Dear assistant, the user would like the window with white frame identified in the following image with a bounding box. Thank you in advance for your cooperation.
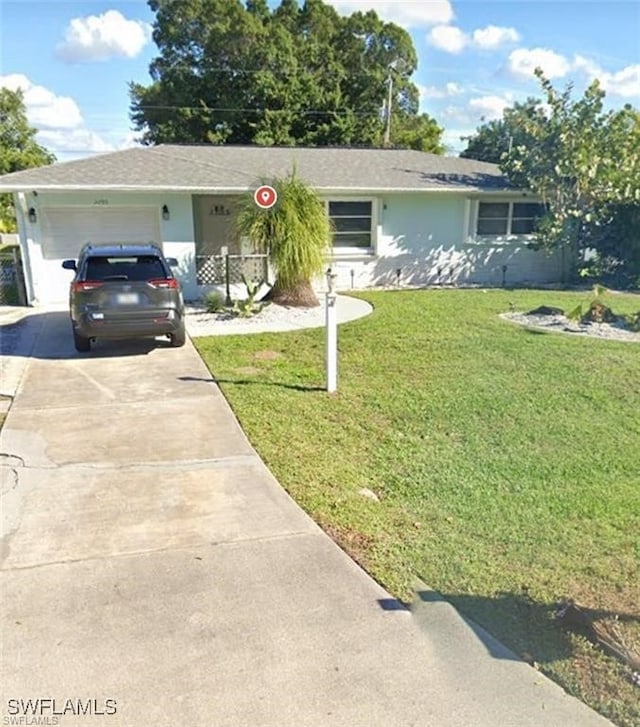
[476,201,545,237]
[328,200,373,250]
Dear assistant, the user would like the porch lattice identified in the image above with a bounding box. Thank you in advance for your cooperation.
[196,254,269,286]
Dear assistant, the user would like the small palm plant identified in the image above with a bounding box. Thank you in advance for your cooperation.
[234,171,332,307]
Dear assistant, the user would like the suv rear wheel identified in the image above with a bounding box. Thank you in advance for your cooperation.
[73,329,91,352]
[170,324,186,348]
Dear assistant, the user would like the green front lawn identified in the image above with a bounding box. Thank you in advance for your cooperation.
[194,289,640,727]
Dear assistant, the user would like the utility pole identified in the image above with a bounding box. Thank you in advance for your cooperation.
[383,69,393,147]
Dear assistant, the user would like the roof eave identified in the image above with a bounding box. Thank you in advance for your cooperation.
[0,184,253,193]
[316,186,520,195]
[0,183,520,195]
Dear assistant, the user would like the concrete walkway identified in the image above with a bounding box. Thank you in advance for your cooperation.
[0,310,612,726]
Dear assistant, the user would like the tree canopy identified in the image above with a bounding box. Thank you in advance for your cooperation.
[500,72,639,216]
[0,87,56,232]
[130,0,443,151]
[461,71,640,286]
[461,72,640,211]
[459,98,545,165]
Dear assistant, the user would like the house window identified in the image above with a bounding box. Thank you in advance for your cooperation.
[476,201,545,236]
[328,201,373,250]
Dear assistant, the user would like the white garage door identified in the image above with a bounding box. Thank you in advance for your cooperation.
[40,207,161,260]
[33,207,163,303]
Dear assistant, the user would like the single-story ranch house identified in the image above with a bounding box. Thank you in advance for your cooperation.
[0,145,566,304]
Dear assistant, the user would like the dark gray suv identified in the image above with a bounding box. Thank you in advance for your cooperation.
[62,243,186,352]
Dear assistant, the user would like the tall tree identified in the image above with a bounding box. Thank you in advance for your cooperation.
[0,88,55,232]
[130,0,442,151]
[392,112,444,153]
[499,70,640,261]
[462,71,640,283]
[459,98,545,164]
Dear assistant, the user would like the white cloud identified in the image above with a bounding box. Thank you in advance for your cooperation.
[605,65,640,97]
[428,25,468,54]
[36,128,114,155]
[0,74,124,159]
[441,105,473,123]
[0,73,83,129]
[507,47,571,80]
[572,54,602,80]
[506,49,640,97]
[472,25,520,50]
[468,95,511,120]
[442,127,476,154]
[574,55,640,97]
[439,92,515,128]
[116,131,141,150]
[428,24,520,54]
[326,1,454,27]
[37,129,140,161]
[418,81,464,100]
[56,10,152,63]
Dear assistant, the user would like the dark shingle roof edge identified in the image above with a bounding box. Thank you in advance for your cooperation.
[0,144,517,193]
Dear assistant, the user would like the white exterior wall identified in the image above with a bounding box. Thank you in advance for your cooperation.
[327,193,567,290]
[16,189,568,305]
[18,191,197,304]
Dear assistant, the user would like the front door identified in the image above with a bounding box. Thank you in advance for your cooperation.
[193,195,239,255]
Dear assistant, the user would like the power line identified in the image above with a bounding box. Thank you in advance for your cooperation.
[149,65,319,75]
[136,105,385,118]
[147,63,413,77]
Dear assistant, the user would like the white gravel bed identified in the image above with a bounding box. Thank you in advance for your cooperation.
[501,312,640,343]
[185,295,372,336]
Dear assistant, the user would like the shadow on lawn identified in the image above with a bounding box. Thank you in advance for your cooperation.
[410,586,640,666]
[178,375,324,393]
[522,328,550,336]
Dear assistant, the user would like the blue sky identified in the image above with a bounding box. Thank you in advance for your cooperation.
[1,0,639,161]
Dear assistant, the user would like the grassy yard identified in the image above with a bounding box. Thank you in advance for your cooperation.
[194,288,640,727]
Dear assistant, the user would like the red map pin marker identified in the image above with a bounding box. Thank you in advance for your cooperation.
[254,185,277,209]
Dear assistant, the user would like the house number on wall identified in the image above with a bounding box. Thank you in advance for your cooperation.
[210,205,230,216]
[93,199,109,205]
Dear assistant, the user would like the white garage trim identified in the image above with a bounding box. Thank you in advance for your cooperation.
[40,206,162,260]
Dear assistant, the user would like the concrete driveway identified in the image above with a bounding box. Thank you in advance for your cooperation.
[0,311,611,726]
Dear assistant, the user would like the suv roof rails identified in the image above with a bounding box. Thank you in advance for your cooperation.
[81,242,161,250]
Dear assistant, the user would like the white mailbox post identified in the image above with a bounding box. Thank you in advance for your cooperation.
[325,268,338,393]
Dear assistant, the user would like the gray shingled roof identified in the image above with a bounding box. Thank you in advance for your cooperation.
[0,145,514,193]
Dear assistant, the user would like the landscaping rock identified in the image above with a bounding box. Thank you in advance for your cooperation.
[358,488,380,503]
[583,301,617,324]
[526,305,565,316]
[501,311,640,343]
